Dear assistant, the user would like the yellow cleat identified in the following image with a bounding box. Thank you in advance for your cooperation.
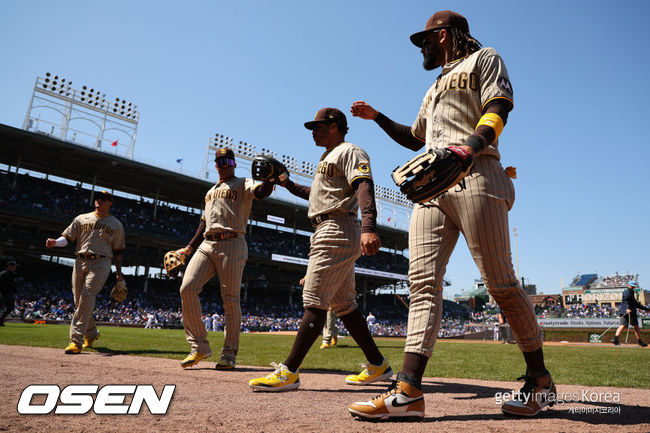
[320,342,330,349]
[64,342,82,354]
[83,333,100,349]
[215,358,236,370]
[331,337,337,347]
[249,362,300,392]
[346,358,393,385]
[180,350,212,368]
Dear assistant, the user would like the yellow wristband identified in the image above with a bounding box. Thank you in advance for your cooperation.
[476,113,504,139]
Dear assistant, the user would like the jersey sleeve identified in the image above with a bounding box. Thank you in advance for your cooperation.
[411,85,435,141]
[112,222,126,251]
[343,146,373,185]
[477,47,514,109]
[61,217,79,242]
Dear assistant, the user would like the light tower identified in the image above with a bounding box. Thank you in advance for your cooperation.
[201,132,413,231]
[22,73,139,158]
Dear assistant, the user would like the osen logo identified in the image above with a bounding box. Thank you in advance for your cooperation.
[17,384,176,415]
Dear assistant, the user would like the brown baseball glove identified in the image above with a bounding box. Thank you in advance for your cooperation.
[163,247,192,278]
[392,145,473,203]
[110,279,128,303]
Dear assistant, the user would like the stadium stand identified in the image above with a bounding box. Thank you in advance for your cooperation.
[0,171,408,275]
[571,273,598,287]
[4,260,489,337]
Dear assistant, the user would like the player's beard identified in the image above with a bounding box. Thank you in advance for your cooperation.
[422,51,439,71]
[422,43,441,71]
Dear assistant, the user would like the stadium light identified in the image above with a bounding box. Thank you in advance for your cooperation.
[201,130,412,227]
[23,72,140,158]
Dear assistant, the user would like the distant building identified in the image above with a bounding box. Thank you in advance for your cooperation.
[528,294,560,307]
[561,273,649,307]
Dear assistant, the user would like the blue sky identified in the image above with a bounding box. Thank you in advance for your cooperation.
[1,1,649,298]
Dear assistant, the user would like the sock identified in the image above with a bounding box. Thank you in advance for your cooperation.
[522,348,546,375]
[396,372,423,391]
[339,308,383,366]
[284,308,327,372]
[400,352,428,387]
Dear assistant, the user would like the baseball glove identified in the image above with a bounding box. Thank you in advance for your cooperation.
[110,279,128,303]
[392,146,473,204]
[251,154,289,185]
[163,247,192,278]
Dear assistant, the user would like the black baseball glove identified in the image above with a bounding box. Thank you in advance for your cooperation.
[251,154,289,185]
[392,146,473,204]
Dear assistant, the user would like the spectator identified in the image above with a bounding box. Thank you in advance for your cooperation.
[0,259,18,326]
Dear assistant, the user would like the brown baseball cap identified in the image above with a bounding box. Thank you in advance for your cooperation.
[410,10,470,47]
[304,107,347,131]
[214,147,235,161]
[96,190,113,201]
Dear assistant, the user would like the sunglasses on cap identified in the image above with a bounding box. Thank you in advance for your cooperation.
[215,158,236,168]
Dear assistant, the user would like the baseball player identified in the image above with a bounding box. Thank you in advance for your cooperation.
[0,259,18,326]
[366,311,376,335]
[177,148,273,370]
[46,190,125,354]
[248,107,393,391]
[348,11,554,420]
[211,312,220,331]
[144,312,155,329]
[321,308,339,349]
[612,281,649,347]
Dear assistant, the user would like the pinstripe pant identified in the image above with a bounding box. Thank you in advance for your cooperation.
[70,257,111,344]
[405,156,542,356]
[303,215,360,316]
[180,236,247,360]
[322,308,339,343]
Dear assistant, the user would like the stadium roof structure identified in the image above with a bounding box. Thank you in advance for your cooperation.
[0,123,408,251]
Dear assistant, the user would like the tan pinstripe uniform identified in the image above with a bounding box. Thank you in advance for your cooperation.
[322,308,338,343]
[406,47,542,356]
[62,212,125,345]
[180,176,260,361]
[303,142,372,316]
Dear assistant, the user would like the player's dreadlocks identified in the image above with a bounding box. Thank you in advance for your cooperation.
[449,27,482,59]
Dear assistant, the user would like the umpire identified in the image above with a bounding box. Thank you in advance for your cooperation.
[612,281,649,347]
[0,259,18,326]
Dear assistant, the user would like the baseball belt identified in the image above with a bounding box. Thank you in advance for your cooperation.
[75,253,107,260]
[310,212,356,229]
[204,231,238,241]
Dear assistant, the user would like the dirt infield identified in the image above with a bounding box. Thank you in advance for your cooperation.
[1,344,648,433]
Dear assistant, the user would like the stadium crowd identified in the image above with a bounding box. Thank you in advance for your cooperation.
[5,260,501,338]
[9,268,647,337]
[0,171,408,275]
[597,273,638,287]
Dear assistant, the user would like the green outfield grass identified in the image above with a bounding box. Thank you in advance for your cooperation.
[1,322,648,388]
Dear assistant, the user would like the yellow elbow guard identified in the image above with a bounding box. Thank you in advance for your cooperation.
[476,113,504,139]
